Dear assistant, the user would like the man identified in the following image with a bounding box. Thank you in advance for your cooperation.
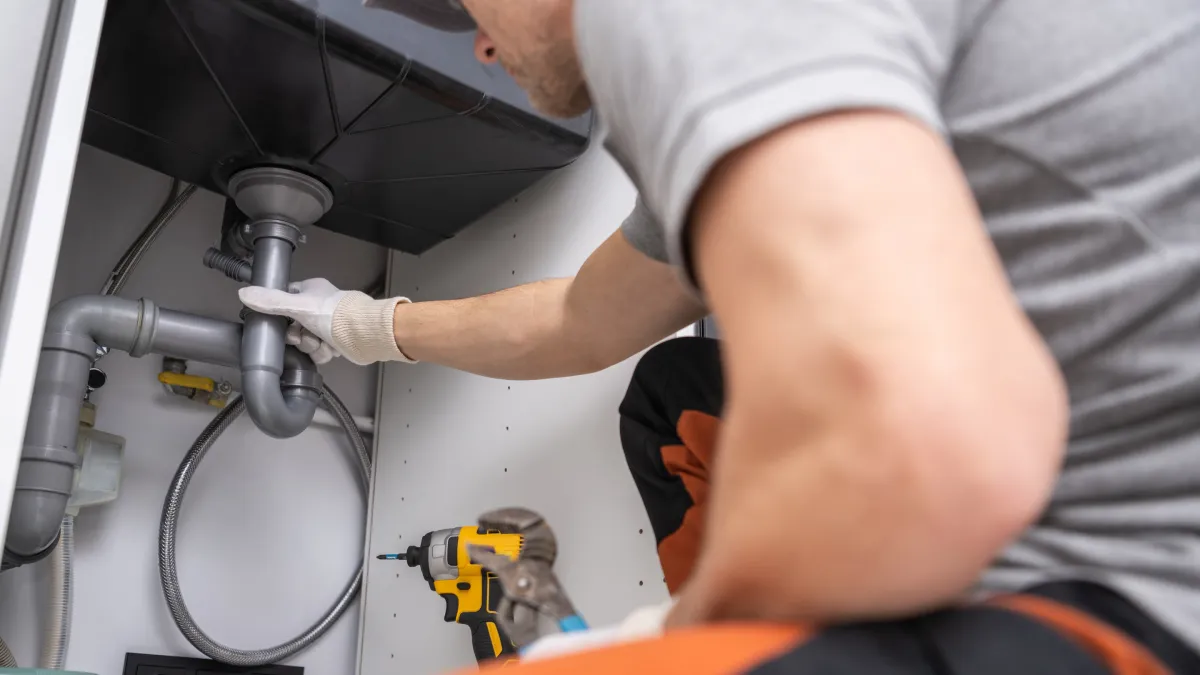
[241,0,1200,671]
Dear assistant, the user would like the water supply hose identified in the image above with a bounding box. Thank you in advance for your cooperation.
[0,634,17,667]
[101,181,198,296]
[39,514,74,670]
[94,180,197,361]
[158,385,369,667]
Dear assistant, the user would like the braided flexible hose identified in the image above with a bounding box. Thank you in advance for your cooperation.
[158,385,369,667]
[0,634,17,667]
[102,182,198,297]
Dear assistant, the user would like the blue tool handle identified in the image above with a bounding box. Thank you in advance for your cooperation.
[558,615,588,632]
[516,615,590,657]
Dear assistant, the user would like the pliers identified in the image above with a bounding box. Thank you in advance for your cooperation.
[467,507,588,649]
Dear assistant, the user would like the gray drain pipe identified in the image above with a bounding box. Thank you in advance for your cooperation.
[5,167,334,568]
[228,168,332,440]
[240,221,319,439]
[4,296,322,565]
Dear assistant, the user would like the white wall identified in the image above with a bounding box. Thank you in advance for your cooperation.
[359,146,671,674]
[0,0,52,219]
[0,146,386,674]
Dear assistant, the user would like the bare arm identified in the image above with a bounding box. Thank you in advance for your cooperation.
[392,229,706,380]
[669,112,1069,625]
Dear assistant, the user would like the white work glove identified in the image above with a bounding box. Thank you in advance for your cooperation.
[520,599,675,662]
[238,278,416,366]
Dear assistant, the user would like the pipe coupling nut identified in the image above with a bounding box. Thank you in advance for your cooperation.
[129,298,159,358]
[281,367,322,392]
[17,445,80,476]
[250,218,303,247]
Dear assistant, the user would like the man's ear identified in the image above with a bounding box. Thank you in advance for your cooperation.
[475,31,499,64]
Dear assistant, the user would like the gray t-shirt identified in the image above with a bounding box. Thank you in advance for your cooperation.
[581,0,1200,650]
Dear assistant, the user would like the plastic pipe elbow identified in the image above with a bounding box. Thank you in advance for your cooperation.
[240,368,321,439]
[8,296,146,564]
[5,481,70,559]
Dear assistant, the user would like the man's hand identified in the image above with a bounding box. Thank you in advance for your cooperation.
[239,279,411,366]
[521,599,675,662]
[670,111,1069,625]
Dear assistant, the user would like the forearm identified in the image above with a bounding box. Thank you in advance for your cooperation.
[391,230,706,380]
[240,230,699,372]
[392,278,599,380]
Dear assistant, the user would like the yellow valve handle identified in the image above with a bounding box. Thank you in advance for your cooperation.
[157,371,216,392]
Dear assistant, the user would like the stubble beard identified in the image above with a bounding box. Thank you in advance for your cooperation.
[504,45,591,118]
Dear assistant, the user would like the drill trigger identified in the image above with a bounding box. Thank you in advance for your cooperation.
[442,592,459,623]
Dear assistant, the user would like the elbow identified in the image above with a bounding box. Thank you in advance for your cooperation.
[952,349,1067,544]
[705,338,1068,621]
[852,357,1067,611]
[883,340,1070,600]
[674,357,1067,627]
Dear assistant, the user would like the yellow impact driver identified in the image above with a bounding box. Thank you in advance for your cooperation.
[379,526,524,663]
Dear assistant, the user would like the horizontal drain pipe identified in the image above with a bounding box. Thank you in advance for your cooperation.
[4,295,322,568]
